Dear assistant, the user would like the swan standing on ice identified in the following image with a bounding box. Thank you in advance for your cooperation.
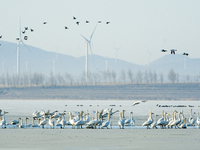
[49,115,55,129]
[151,115,158,129]
[0,111,8,128]
[180,118,187,129]
[31,118,40,127]
[118,110,126,129]
[171,111,182,128]
[125,111,135,125]
[19,117,28,128]
[189,109,196,126]
[101,110,111,129]
[142,110,154,129]
[39,115,47,129]
[196,112,200,127]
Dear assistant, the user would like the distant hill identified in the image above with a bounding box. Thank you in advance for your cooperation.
[0,41,200,81]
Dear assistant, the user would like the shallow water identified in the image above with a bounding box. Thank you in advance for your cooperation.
[1,100,200,126]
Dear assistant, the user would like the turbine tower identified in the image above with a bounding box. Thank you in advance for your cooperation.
[16,18,30,82]
[113,47,121,63]
[81,25,97,82]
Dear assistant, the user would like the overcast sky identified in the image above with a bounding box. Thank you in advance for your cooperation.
[1,0,200,65]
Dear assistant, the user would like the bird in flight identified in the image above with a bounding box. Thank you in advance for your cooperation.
[170,49,177,54]
[161,49,167,52]
[0,35,2,38]
[64,26,68,29]
[183,52,189,56]
[30,29,34,32]
[76,22,80,25]
[86,20,89,23]
[43,22,47,24]
[73,16,76,20]
[25,27,28,30]
[106,22,110,24]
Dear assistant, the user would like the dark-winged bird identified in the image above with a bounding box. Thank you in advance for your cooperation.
[170,49,177,54]
[24,36,28,40]
[25,27,28,30]
[64,26,68,29]
[73,16,76,20]
[76,22,80,25]
[183,52,189,56]
[30,29,34,32]
[43,22,47,24]
[86,20,89,23]
[106,22,110,24]
[161,49,167,52]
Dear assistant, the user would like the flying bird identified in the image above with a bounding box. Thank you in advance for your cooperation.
[98,21,102,23]
[64,26,68,29]
[86,20,89,23]
[183,52,189,56]
[43,22,47,24]
[16,37,20,40]
[161,49,167,52]
[132,100,147,106]
[106,22,110,24]
[30,29,34,32]
[22,31,25,34]
[24,36,28,40]
[170,49,177,54]
[0,35,2,38]
[73,16,76,20]
[25,27,28,30]
[76,22,80,25]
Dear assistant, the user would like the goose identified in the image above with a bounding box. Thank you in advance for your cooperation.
[142,110,154,129]
[151,114,158,129]
[189,109,196,126]
[196,112,200,126]
[0,111,8,128]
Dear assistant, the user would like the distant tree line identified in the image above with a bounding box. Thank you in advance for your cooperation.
[0,68,200,87]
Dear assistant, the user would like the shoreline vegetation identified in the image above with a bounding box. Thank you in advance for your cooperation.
[0,83,200,100]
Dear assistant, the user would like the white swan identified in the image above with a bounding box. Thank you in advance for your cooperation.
[39,115,47,129]
[49,115,55,129]
[68,112,76,128]
[196,112,200,126]
[31,118,40,127]
[125,111,135,125]
[118,110,126,129]
[142,110,154,129]
[86,110,99,129]
[180,118,187,129]
[101,111,111,129]
[0,111,8,128]
[157,110,166,128]
[171,111,182,128]
[189,109,196,126]
[19,117,28,128]
[11,118,21,125]
[151,114,158,129]
[74,111,87,128]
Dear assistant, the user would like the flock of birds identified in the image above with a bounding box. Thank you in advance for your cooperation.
[1,102,200,129]
[142,109,200,129]
[161,49,189,56]
[0,16,110,45]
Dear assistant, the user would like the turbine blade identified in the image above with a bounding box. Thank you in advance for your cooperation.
[80,34,89,42]
[90,24,97,41]
[21,40,31,51]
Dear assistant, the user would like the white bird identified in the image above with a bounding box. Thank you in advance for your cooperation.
[196,112,200,126]
[49,115,55,129]
[86,110,99,129]
[59,111,67,129]
[39,115,47,129]
[11,118,21,125]
[157,110,166,128]
[0,109,3,117]
[167,110,176,128]
[68,112,76,128]
[151,114,158,129]
[0,111,8,128]
[142,110,154,129]
[118,110,126,129]
[74,111,86,128]
[189,109,196,126]
[101,111,111,129]
[132,100,147,106]
[180,118,187,129]
[171,111,182,128]
[125,111,135,125]
[31,118,40,127]
[19,117,28,128]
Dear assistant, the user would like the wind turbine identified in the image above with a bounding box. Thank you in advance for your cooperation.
[113,47,121,63]
[16,18,30,82]
[81,25,97,82]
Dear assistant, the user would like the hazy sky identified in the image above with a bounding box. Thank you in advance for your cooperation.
[1,0,200,65]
